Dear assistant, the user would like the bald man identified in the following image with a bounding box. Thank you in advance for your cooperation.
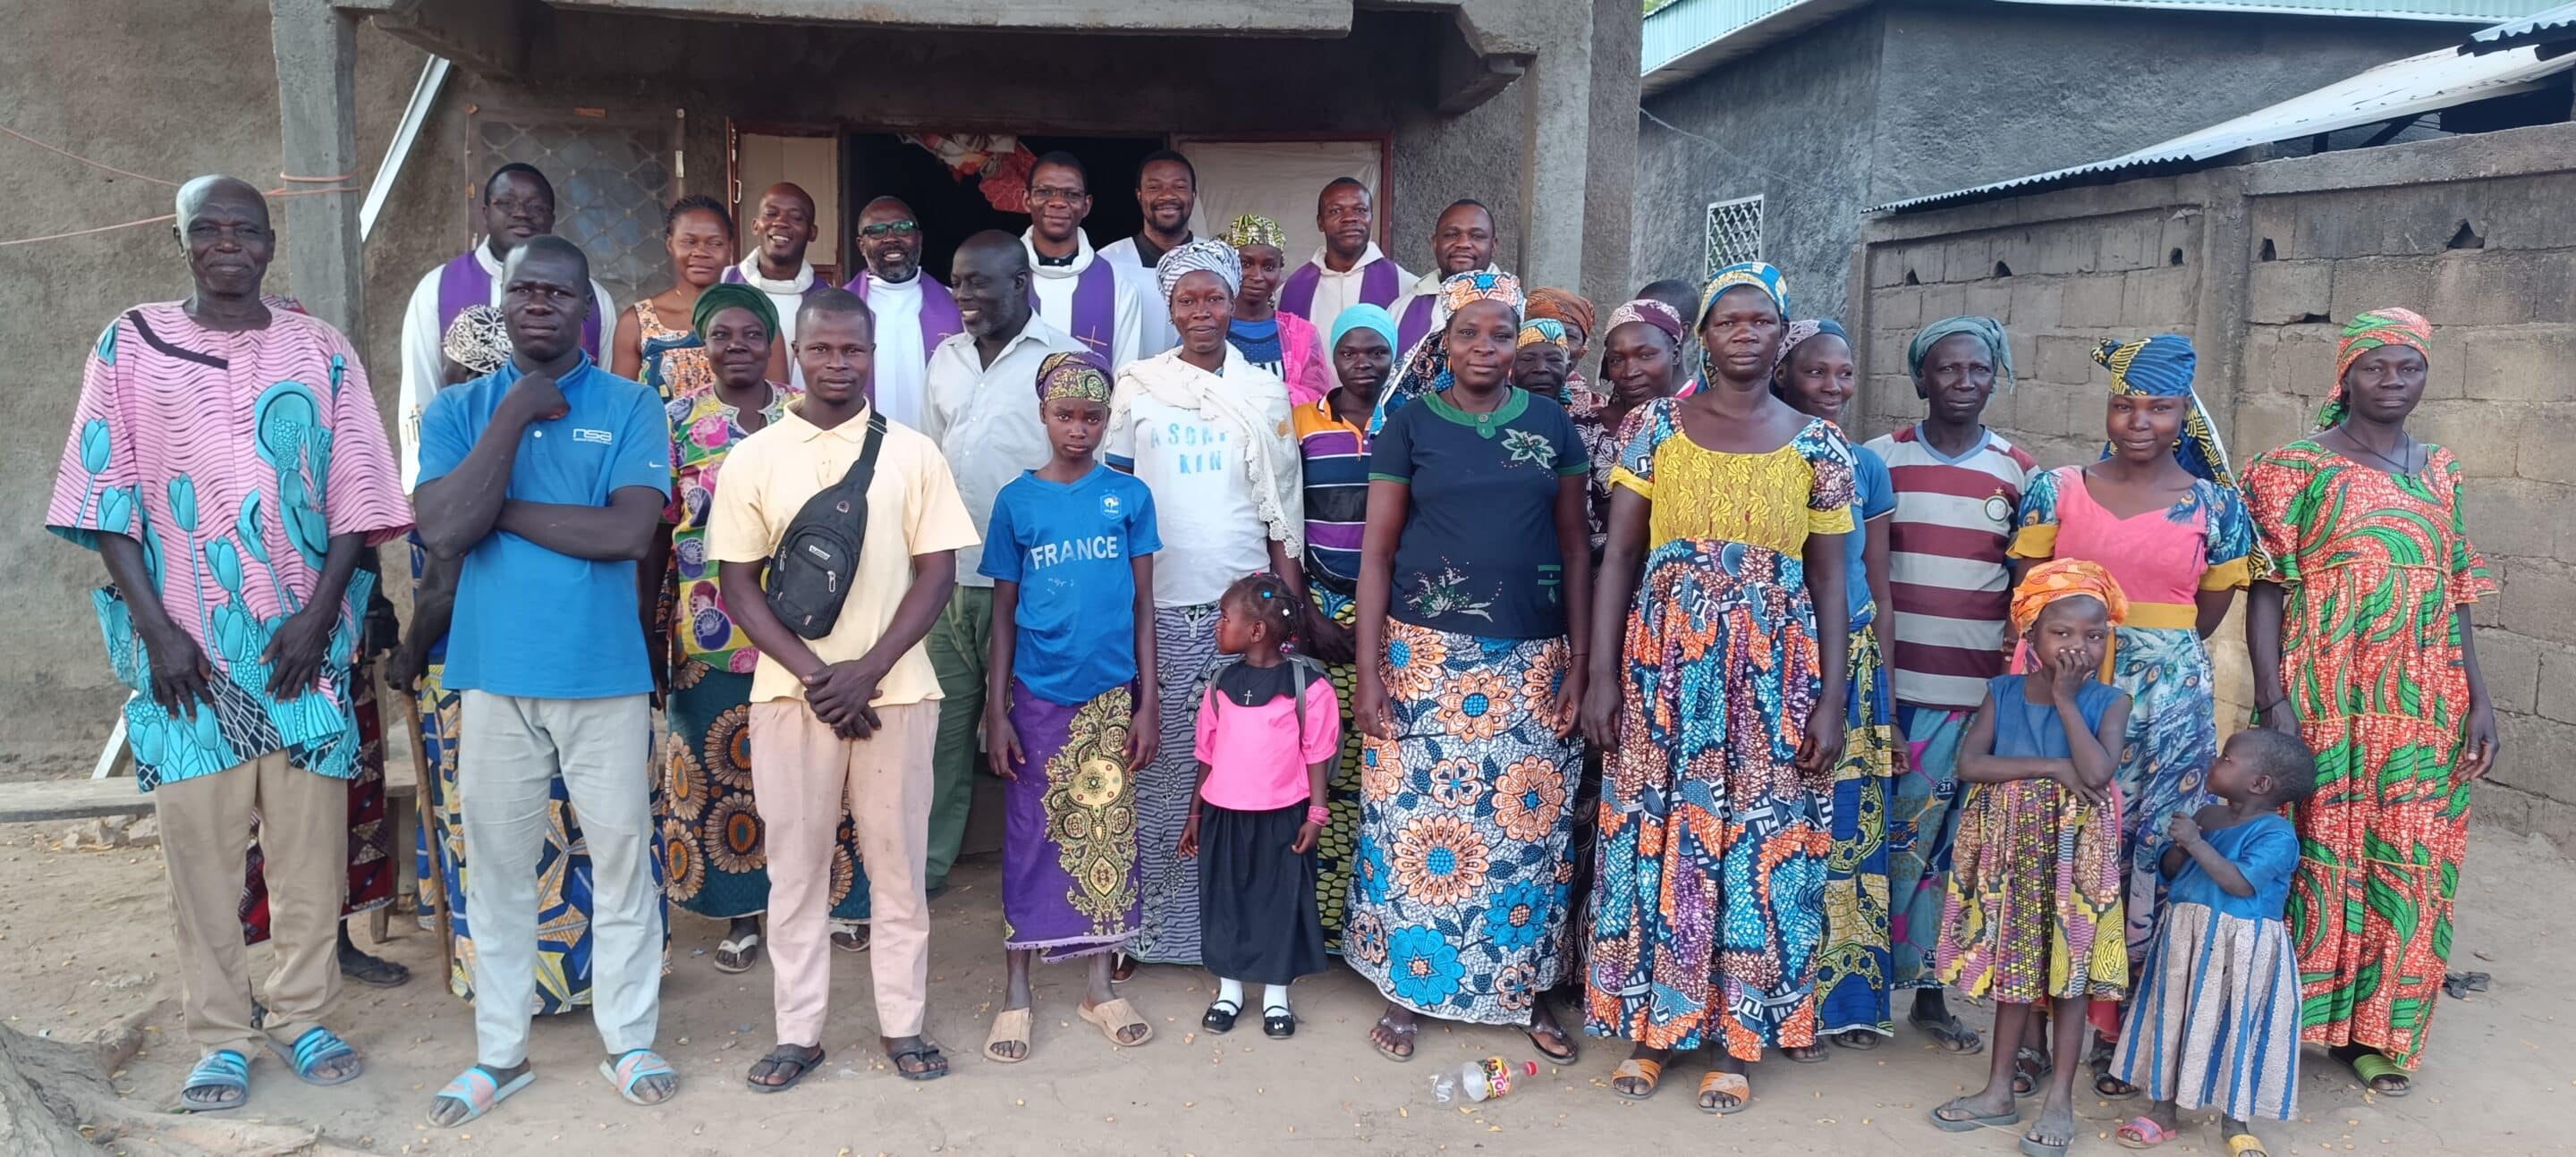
[724,182,839,350]
[843,195,962,427]
[48,175,411,1111]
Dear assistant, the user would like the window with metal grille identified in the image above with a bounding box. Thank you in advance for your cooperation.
[1704,196,1763,278]
[467,106,680,308]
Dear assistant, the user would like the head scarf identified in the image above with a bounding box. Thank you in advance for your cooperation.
[1220,214,1284,253]
[2093,334,2244,491]
[1769,318,1850,384]
[2009,558,2130,681]
[1697,262,1790,327]
[1328,303,1398,354]
[1156,239,1241,301]
[1369,271,1525,435]
[1517,317,1573,352]
[1526,287,1595,342]
[2325,307,2432,427]
[441,305,512,376]
[1036,350,1113,404]
[691,282,780,342]
[1906,315,2014,393]
[1603,299,1684,347]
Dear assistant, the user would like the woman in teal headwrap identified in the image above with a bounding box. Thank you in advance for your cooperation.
[649,280,872,973]
[2006,333,2253,1094]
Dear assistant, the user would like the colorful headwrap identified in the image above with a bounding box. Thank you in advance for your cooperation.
[1770,318,1850,384]
[1369,271,1526,435]
[1907,315,2014,393]
[2325,307,2432,427]
[1156,239,1242,301]
[2093,334,2243,491]
[1036,350,1113,404]
[2009,558,2131,681]
[1526,287,1596,341]
[691,281,780,342]
[441,304,512,376]
[1517,317,1573,352]
[1603,298,1685,346]
[1697,261,1790,327]
[1220,214,1284,253]
[1328,302,1398,353]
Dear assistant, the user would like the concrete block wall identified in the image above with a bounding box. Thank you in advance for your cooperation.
[1851,123,2576,852]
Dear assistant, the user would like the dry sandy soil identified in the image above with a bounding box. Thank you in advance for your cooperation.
[1,820,2566,1157]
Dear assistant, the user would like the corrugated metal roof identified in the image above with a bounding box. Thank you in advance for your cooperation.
[2462,0,2576,50]
[1871,39,2572,211]
[1642,0,2564,89]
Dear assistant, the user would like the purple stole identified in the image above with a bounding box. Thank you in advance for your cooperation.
[436,249,600,358]
[846,271,966,353]
[1395,292,1437,354]
[1025,259,1118,361]
[1279,256,1401,321]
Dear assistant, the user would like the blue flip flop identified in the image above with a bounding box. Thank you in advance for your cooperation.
[602,1048,679,1106]
[428,1064,534,1128]
[269,1026,363,1086]
[179,1049,250,1112]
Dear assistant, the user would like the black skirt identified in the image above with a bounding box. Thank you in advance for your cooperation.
[1196,801,1328,984]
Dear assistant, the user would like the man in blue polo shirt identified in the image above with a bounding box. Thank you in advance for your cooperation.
[411,235,678,1127]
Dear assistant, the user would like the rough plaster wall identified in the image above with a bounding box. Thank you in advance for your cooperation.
[1632,11,1884,319]
[1868,6,2457,209]
[1853,123,2576,850]
[1583,0,1644,313]
[0,1,423,773]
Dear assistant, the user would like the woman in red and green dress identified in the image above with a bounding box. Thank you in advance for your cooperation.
[2243,307,2499,1098]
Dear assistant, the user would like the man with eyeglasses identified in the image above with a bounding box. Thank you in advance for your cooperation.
[1279,177,1408,328]
[724,182,841,353]
[397,163,616,491]
[844,196,962,426]
[1098,148,1199,358]
[1017,151,1147,369]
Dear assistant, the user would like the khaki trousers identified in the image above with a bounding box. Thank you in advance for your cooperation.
[750,698,936,1045]
[154,750,347,1055]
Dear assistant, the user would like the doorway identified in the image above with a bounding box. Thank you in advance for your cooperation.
[843,133,1165,284]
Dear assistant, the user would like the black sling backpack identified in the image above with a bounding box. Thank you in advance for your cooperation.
[763,412,886,639]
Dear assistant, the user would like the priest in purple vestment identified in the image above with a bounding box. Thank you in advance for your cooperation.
[1279,177,1409,335]
[844,195,962,426]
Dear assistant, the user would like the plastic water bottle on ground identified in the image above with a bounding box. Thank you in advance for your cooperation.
[1429,1057,1539,1103]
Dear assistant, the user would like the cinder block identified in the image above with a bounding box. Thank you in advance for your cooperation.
[2229,392,2310,464]
[1963,283,2012,323]
[2538,647,2576,726]
[2491,713,2576,802]
[1922,284,1967,321]
[2472,626,2543,716]
[1874,287,1924,329]
[2463,478,2570,563]
[1944,237,1993,284]
[2326,256,2438,325]
[2517,410,2576,485]
[2435,250,2576,326]
[2100,218,2156,272]
[2009,279,2063,330]
[2464,329,2576,402]
[2246,261,2333,325]
[1869,248,1911,290]
[2036,335,2103,387]
[2411,401,2521,479]
[2034,230,2100,277]
[2059,274,2126,329]
[2123,267,2198,326]
[2495,557,2576,646]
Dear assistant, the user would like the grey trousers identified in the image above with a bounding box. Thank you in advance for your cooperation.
[459,690,659,1068]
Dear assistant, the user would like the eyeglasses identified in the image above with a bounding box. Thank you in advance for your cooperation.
[1027,185,1087,206]
[859,219,919,238]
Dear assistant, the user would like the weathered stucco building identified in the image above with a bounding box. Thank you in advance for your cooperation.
[2,0,1643,775]
[1843,26,2576,847]
[1630,0,2546,317]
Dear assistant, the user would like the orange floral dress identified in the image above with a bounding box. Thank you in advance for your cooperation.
[2242,440,2494,1070]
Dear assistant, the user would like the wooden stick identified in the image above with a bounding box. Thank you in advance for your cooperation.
[393,679,457,988]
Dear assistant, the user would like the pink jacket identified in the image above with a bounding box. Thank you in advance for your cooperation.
[1278,310,1331,405]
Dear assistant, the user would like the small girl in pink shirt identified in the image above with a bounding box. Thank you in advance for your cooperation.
[1180,573,1342,1039]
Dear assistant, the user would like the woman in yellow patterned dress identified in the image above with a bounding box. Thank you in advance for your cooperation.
[1582,264,1853,1114]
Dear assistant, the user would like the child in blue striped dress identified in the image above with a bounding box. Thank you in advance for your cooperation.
[2110,728,2318,1157]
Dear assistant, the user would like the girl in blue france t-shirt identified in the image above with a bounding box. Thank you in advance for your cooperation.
[976,352,1162,1063]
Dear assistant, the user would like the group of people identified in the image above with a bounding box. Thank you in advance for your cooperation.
[48,149,2497,1157]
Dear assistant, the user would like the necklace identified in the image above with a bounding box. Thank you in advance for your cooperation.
[2336,429,2420,476]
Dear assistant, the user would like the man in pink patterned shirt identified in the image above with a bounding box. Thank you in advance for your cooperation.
[45,175,411,1112]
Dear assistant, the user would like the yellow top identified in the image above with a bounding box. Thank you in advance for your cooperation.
[1610,405,1855,554]
[704,400,982,706]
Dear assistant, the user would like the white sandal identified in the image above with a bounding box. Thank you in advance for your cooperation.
[713,933,761,974]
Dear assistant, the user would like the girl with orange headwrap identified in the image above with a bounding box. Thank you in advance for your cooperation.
[2241,307,2496,1096]
[1928,560,2132,1157]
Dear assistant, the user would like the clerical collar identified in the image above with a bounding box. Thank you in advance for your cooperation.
[1132,232,1191,268]
[1034,249,1077,268]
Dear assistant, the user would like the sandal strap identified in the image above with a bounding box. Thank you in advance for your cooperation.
[189,1050,250,1086]
[609,1049,675,1091]
[436,1067,502,1111]
[287,1026,354,1073]
[1614,1057,1664,1081]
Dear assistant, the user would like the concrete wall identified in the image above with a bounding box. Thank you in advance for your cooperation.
[0,0,426,776]
[1634,3,2454,321]
[1849,121,2576,851]
[1633,10,1885,317]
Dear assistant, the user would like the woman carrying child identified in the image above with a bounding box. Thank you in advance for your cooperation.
[2110,727,2318,1157]
[979,352,1164,1062]
[1181,574,1342,1037]
[1930,559,2132,1157]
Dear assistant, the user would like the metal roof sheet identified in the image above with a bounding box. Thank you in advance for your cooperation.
[2462,0,2576,50]
[1870,39,2572,211]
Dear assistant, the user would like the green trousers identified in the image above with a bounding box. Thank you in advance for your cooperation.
[923,584,993,888]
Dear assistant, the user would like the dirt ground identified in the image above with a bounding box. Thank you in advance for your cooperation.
[1,821,2566,1157]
